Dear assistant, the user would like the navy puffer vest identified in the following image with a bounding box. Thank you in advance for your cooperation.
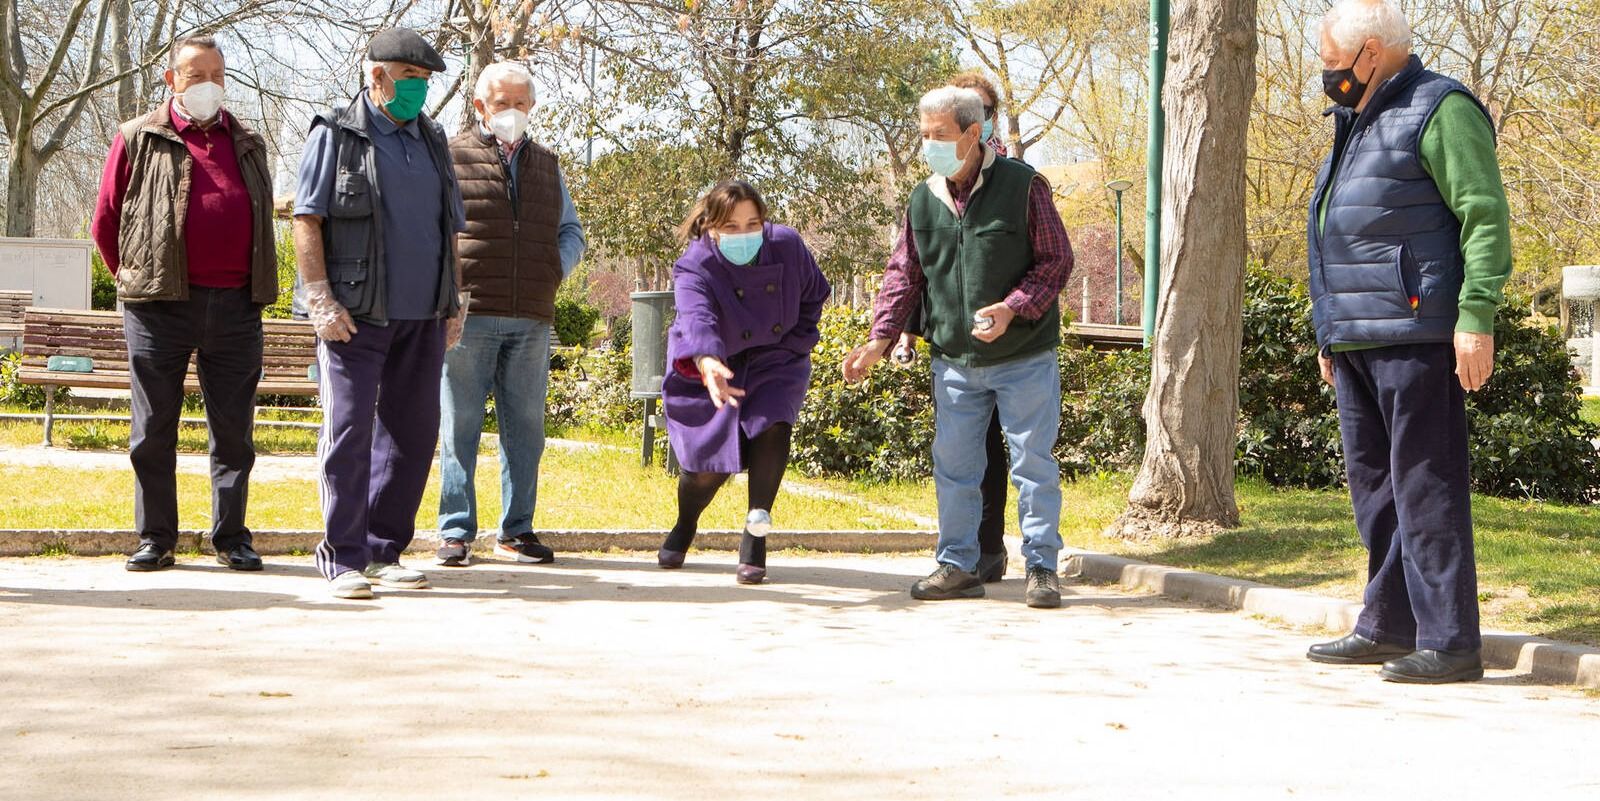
[1308,56,1492,349]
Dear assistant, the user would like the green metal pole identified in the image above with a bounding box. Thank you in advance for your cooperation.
[1114,190,1125,325]
[1143,0,1170,347]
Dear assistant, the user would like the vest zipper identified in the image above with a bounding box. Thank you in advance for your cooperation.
[505,146,520,317]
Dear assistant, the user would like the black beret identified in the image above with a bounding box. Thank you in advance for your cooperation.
[367,27,446,73]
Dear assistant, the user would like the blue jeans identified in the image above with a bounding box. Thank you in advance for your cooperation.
[437,315,553,542]
[931,349,1063,572]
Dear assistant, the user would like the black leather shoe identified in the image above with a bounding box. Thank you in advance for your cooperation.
[1306,632,1414,665]
[125,543,175,572]
[976,550,1008,583]
[216,543,263,572]
[1380,649,1484,684]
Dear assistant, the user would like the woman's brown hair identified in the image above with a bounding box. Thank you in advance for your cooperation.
[677,179,769,243]
[949,71,1000,115]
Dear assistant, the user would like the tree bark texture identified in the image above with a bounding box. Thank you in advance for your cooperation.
[1110,0,1256,540]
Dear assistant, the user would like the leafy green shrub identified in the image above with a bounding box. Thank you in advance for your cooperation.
[549,271,1600,503]
[791,307,936,481]
[608,312,632,352]
[554,298,601,347]
[0,352,68,409]
[547,345,642,435]
[1464,303,1600,503]
[1055,344,1149,478]
[91,253,116,310]
[1236,270,1345,487]
[263,224,298,320]
[1234,270,1600,502]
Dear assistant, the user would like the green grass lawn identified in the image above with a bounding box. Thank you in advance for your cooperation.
[0,444,921,534]
[0,416,625,456]
[809,472,1600,646]
[1583,396,1600,428]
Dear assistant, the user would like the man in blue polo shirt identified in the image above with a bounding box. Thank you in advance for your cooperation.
[292,28,466,600]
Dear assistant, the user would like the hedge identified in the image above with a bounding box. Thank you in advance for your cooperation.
[542,269,1600,503]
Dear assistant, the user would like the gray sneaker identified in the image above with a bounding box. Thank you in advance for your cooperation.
[362,562,430,589]
[1024,566,1062,608]
[910,564,985,600]
[330,571,374,600]
[435,539,471,567]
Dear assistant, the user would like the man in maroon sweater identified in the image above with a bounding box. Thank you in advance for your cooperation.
[89,34,279,573]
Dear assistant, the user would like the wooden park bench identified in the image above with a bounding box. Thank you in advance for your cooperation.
[1065,322,1145,350]
[0,289,29,351]
[16,308,319,446]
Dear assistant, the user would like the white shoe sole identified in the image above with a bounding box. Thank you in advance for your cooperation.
[369,577,430,589]
[494,545,551,563]
[435,554,472,567]
[330,580,374,600]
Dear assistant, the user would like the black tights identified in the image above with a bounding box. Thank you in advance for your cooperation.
[663,423,793,566]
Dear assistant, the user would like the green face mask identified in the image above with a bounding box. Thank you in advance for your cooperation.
[382,76,428,121]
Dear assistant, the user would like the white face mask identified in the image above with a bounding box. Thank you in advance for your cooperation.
[179,80,225,121]
[487,108,528,144]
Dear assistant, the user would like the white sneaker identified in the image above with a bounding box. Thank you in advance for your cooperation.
[362,562,430,589]
[330,572,374,599]
[745,509,773,538]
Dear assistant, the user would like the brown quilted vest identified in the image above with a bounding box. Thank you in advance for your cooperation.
[449,130,565,321]
[114,100,278,305]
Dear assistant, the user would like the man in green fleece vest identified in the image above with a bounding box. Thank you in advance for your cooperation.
[1304,0,1513,684]
[844,86,1076,609]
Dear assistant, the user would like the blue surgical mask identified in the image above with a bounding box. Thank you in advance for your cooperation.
[716,230,763,266]
[981,118,994,143]
[922,138,965,178]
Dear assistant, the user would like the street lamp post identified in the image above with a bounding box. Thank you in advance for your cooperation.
[1106,179,1134,326]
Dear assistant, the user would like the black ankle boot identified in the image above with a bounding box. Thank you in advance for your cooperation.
[737,532,766,584]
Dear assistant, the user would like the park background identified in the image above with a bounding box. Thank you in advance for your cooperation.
[1,1,1597,644]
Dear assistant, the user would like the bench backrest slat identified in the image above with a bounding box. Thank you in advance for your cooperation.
[20,308,318,380]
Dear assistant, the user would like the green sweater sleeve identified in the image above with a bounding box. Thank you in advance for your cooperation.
[1419,93,1513,335]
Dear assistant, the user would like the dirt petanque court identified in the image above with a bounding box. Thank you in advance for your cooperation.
[2,551,1598,800]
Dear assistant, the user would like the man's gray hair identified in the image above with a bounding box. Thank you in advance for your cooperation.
[363,60,403,86]
[919,86,985,133]
[1322,0,1412,52]
[169,33,221,69]
[474,62,536,102]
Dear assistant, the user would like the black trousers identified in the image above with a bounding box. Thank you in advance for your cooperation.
[1334,344,1479,652]
[977,409,1008,554]
[123,287,263,552]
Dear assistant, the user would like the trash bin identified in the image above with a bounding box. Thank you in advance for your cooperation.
[630,290,675,400]
[630,290,676,468]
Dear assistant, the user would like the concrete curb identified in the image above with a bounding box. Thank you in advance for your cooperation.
[1063,548,1600,690]
[0,528,937,558]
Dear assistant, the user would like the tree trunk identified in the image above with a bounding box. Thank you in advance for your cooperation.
[461,26,496,134]
[4,139,39,237]
[111,0,137,120]
[1108,0,1256,541]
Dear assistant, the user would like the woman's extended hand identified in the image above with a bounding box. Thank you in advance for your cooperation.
[697,355,746,409]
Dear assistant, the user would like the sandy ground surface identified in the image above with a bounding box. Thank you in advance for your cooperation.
[2,553,1598,801]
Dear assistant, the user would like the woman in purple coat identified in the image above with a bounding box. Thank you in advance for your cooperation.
[658,180,831,584]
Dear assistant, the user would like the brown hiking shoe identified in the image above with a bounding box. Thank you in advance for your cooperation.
[910,564,985,600]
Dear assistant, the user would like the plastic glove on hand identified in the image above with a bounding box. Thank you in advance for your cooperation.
[304,280,357,343]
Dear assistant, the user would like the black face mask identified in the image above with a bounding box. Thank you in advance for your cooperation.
[1322,46,1375,108]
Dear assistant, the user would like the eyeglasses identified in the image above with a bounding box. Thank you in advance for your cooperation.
[983,105,995,119]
